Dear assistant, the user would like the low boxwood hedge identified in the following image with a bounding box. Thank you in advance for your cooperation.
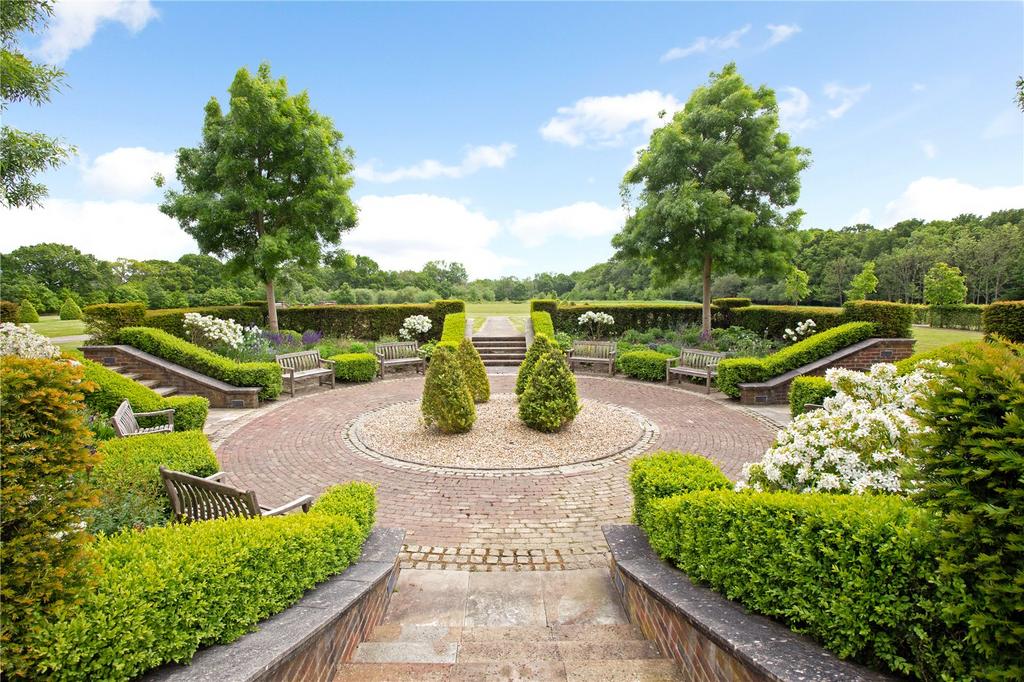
[840,300,913,338]
[716,321,875,397]
[711,297,751,309]
[982,299,1024,342]
[629,451,731,528]
[26,483,376,681]
[83,302,146,343]
[440,312,466,344]
[530,310,555,338]
[731,305,845,338]
[551,302,706,336]
[118,327,282,400]
[617,349,672,381]
[788,376,834,416]
[143,305,264,338]
[328,353,378,382]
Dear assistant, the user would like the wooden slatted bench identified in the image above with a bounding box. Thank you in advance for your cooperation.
[276,350,335,397]
[375,341,425,378]
[160,466,314,521]
[568,340,617,376]
[112,399,174,437]
[666,349,726,394]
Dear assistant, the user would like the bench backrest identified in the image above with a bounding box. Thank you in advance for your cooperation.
[678,348,725,369]
[276,350,323,372]
[112,400,140,436]
[572,340,616,359]
[377,341,419,360]
[160,466,261,521]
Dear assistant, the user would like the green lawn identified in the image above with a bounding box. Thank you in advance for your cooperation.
[911,326,983,354]
[28,316,87,338]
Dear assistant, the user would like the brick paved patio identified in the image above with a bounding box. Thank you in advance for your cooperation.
[214,375,774,571]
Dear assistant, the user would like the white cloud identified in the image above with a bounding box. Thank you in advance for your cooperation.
[982,109,1020,140]
[355,143,516,183]
[660,24,750,62]
[765,24,801,47]
[849,207,873,224]
[920,141,937,160]
[824,82,870,118]
[883,177,1024,224]
[0,199,196,260]
[507,202,625,248]
[81,146,175,198]
[540,91,681,147]
[37,0,158,63]
[778,87,814,132]
[344,194,517,278]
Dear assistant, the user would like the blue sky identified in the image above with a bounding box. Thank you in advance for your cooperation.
[3,1,1022,278]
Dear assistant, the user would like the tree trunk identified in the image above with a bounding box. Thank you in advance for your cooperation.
[266,279,278,332]
[701,253,712,341]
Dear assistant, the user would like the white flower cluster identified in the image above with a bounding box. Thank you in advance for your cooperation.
[399,315,432,340]
[739,362,944,495]
[183,312,245,350]
[783,318,817,343]
[0,323,62,359]
[578,311,615,327]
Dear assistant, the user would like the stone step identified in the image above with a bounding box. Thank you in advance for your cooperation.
[472,336,525,343]
[473,345,527,352]
[138,378,162,388]
[153,385,178,397]
[334,658,683,681]
[366,624,647,644]
[482,360,524,367]
[474,353,526,361]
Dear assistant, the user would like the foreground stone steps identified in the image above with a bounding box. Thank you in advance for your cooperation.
[106,365,178,398]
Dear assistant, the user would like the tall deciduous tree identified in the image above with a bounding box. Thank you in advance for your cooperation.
[784,266,810,304]
[614,63,810,337]
[846,261,879,301]
[158,62,358,331]
[924,262,968,305]
[0,0,75,208]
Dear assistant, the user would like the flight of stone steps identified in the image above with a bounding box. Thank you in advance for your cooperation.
[472,335,527,367]
[107,365,180,398]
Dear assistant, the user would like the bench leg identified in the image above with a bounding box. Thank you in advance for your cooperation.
[706,374,712,394]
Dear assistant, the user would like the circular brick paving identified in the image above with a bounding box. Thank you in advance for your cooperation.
[215,374,775,571]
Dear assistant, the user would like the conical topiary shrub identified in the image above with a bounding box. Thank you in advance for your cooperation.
[16,300,39,323]
[519,351,581,433]
[59,297,83,321]
[515,334,559,396]
[457,337,490,403]
[421,343,476,434]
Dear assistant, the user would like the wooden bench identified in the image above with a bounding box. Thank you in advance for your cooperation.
[276,350,335,397]
[160,466,314,522]
[666,349,726,393]
[375,341,425,378]
[111,399,174,437]
[568,340,617,376]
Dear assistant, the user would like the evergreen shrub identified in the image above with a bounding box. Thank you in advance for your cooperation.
[457,337,489,403]
[519,351,580,432]
[421,343,475,433]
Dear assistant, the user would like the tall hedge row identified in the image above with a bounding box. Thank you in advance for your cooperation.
[552,303,707,336]
[143,305,264,337]
[731,305,845,337]
[83,302,146,343]
[982,300,1024,342]
[840,300,914,338]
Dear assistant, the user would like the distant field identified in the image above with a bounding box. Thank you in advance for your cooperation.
[911,326,983,354]
[28,316,86,338]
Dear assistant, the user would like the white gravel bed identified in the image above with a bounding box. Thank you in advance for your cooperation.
[353,393,646,469]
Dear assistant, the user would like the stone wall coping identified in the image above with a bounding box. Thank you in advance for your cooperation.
[143,527,405,682]
[83,344,263,396]
[738,337,913,391]
[603,525,896,681]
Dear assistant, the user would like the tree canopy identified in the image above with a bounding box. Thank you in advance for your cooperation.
[924,262,968,305]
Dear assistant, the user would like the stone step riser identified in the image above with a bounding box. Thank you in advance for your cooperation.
[472,337,526,343]
[334,659,684,681]
[475,353,526,360]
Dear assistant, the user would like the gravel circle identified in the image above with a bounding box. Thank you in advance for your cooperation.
[352,393,648,469]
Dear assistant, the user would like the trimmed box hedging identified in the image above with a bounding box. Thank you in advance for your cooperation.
[516,334,559,395]
[552,302,705,336]
[457,337,490,403]
[788,376,834,416]
[617,349,673,381]
[519,350,580,432]
[531,310,555,338]
[432,299,466,316]
[84,302,146,343]
[441,312,466,344]
[421,343,475,433]
[529,299,558,315]
[278,303,442,340]
[0,300,19,322]
[629,451,731,528]
[118,327,282,400]
[910,303,930,325]
[143,305,265,338]
[841,300,913,338]
[982,299,1024,342]
[732,305,845,338]
[25,483,376,681]
[328,353,378,382]
[928,303,984,330]
[711,297,751,309]
[716,321,875,397]
[59,297,83,320]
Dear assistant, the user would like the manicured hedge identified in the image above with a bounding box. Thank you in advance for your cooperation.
[841,300,913,338]
[982,299,1024,342]
[716,322,875,397]
[118,327,282,400]
[277,303,454,340]
[77,355,208,431]
[928,303,984,330]
[440,312,466,344]
[629,451,731,528]
[0,299,19,322]
[530,299,558,315]
[17,299,39,323]
[83,302,146,343]
[432,299,466,317]
[328,353,378,382]
[421,343,475,433]
[59,298,83,321]
[788,376,833,416]
[711,297,751,309]
[26,483,376,681]
[143,305,264,338]
[552,302,706,336]
[894,340,985,374]
[732,305,845,338]
[617,350,672,381]
[531,310,555,338]
[519,350,580,432]
[910,303,930,325]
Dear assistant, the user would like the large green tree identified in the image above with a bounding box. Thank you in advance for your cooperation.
[0,0,75,208]
[158,62,358,331]
[614,63,810,336]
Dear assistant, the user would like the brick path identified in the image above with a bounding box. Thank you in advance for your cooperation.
[215,375,774,571]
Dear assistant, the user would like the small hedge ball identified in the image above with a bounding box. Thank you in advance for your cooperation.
[519,351,580,433]
[16,299,39,323]
[515,333,559,396]
[421,343,476,434]
[59,297,83,320]
[617,350,673,381]
[457,337,490,403]
[329,353,378,382]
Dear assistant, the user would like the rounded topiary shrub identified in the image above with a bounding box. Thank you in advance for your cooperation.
[329,353,378,382]
[0,300,19,323]
[59,297,83,321]
[519,351,580,433]
[617,350,673,381]
[16,299,39,323]
[515,334,559,396]
[457,337,489,403]
[421,343,475,434]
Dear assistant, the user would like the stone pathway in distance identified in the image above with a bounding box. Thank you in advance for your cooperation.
[475,315,521,337]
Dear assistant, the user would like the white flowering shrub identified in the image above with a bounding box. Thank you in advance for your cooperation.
[0,323,62,359]
[183,312,245,350]
[739,362,944,495]
[782,318,817,343]
[399,315,432,341]
[578,311,615,338]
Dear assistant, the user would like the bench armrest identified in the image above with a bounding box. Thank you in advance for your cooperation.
[281,366,296,377]
[133,408,175,418]
[666,356,678,369]
[261,495,314,516]
[204,471,227,481]
[320,359,336,369]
